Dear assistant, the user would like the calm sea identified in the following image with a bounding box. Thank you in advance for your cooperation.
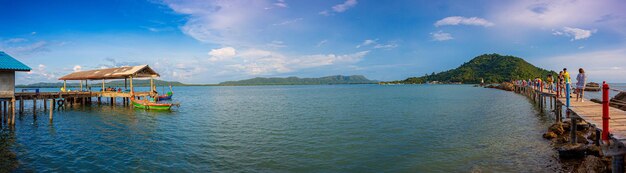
[2,85,563,172]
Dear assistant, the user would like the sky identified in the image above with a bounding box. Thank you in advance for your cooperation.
[1,0,625,84]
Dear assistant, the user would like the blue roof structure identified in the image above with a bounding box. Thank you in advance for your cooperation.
[0,51,31,71]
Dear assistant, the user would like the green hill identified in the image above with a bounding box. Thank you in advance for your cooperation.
[386,53,557,84]
[219,75,377,85]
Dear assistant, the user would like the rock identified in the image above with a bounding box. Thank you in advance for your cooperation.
[576,122,590,131]
[575,155,608,173]
[558,144,587,159]
[549,123,565,135]
[563,122,572,132]
[543,132,558,139]
[587,131,597,141]
[585,145,601,157]
[577,132,589,144]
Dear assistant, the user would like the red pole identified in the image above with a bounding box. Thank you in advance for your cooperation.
[602,81,610,141]
[556,83,560,97]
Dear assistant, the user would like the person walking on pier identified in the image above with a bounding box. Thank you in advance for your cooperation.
[546,74,554,93]
[576,68,587,102]
[563,68,571,97]
[558,71,564,95]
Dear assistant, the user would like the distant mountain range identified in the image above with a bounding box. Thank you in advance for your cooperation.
[218,75,377,85]
[16,75,378,87]
[16,79,186,88]
[384,53,557,84]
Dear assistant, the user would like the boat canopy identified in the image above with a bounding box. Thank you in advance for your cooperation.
[58,65,159,80]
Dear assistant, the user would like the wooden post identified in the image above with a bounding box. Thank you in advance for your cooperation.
[11,98,15,125]
[80,80,83,91]
[130,76,134,95]
[1,101,4,123]
[33,98,37,115]
[63,80,67,92]
[49,99,53,122]
[86,80,89,91]
[571,116,577,144]
[19,97,23,114]
[102,79,105,92]
[44,97,47,111]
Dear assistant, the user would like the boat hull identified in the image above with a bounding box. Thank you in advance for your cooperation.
[157,94,172,100]
[131,99,172,110]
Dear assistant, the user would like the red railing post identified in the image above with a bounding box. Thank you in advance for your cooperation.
[556,82,560,97]
[602,81,610,141]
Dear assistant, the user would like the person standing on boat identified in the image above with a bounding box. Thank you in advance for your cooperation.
[576,68,587,102]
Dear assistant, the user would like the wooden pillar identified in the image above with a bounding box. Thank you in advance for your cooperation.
[125,78,127,90]
[130,76,134,95]
[44,97,47,111]
[1,101,4,123]
[63,80,67,92]
[19,97,23,114]
[49,99,53,122]
[33,98,37,115]
[0,101,3,124]
[80,80,83,91]
[11,98,15,125]
[102,79,105,92]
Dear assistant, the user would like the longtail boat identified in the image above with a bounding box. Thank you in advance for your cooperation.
[131,98,176,110]
[157,85,174,100]
[157,92,173,100]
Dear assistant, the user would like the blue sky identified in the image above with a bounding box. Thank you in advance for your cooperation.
[1,0,625,84]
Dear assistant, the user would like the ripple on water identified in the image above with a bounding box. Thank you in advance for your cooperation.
[8,85,559,172]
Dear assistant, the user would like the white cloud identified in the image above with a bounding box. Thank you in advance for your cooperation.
[430,31,454,41]
[319,0,358,16]
[273,18,303,26]
[489,0,626,36]
[435,16,494,27]
[1,41,49,55]
[225,48,370,75]
[208,47,237,62]
[356,39,376,48]
[535,48,626,82]
[332,0,358,12]
[267,40,287,48]
[316,40,328,47]
[73,65,82,72]
[274,0,287,8]
[552,27,596,41]
[374,43,398,49]
[164,0,272,45]
[319,10,330,16]
[4,38,27,43]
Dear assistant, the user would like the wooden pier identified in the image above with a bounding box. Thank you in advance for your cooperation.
[514,82,626,172]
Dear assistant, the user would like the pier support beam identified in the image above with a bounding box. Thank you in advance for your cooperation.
[49,99,53,122]
[613,155,624,173]
[571,116,577,144]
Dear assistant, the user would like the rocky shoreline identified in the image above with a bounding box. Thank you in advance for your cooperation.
[489,82,612,172]
[543,121,610,172]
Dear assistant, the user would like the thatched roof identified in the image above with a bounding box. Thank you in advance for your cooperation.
[58,65,160,80]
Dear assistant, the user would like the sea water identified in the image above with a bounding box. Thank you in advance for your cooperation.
[2,85,562,172]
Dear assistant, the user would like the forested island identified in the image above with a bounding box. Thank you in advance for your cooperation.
[382,54,557,84]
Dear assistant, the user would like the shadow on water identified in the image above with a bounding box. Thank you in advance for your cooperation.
[0,127,18,172]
